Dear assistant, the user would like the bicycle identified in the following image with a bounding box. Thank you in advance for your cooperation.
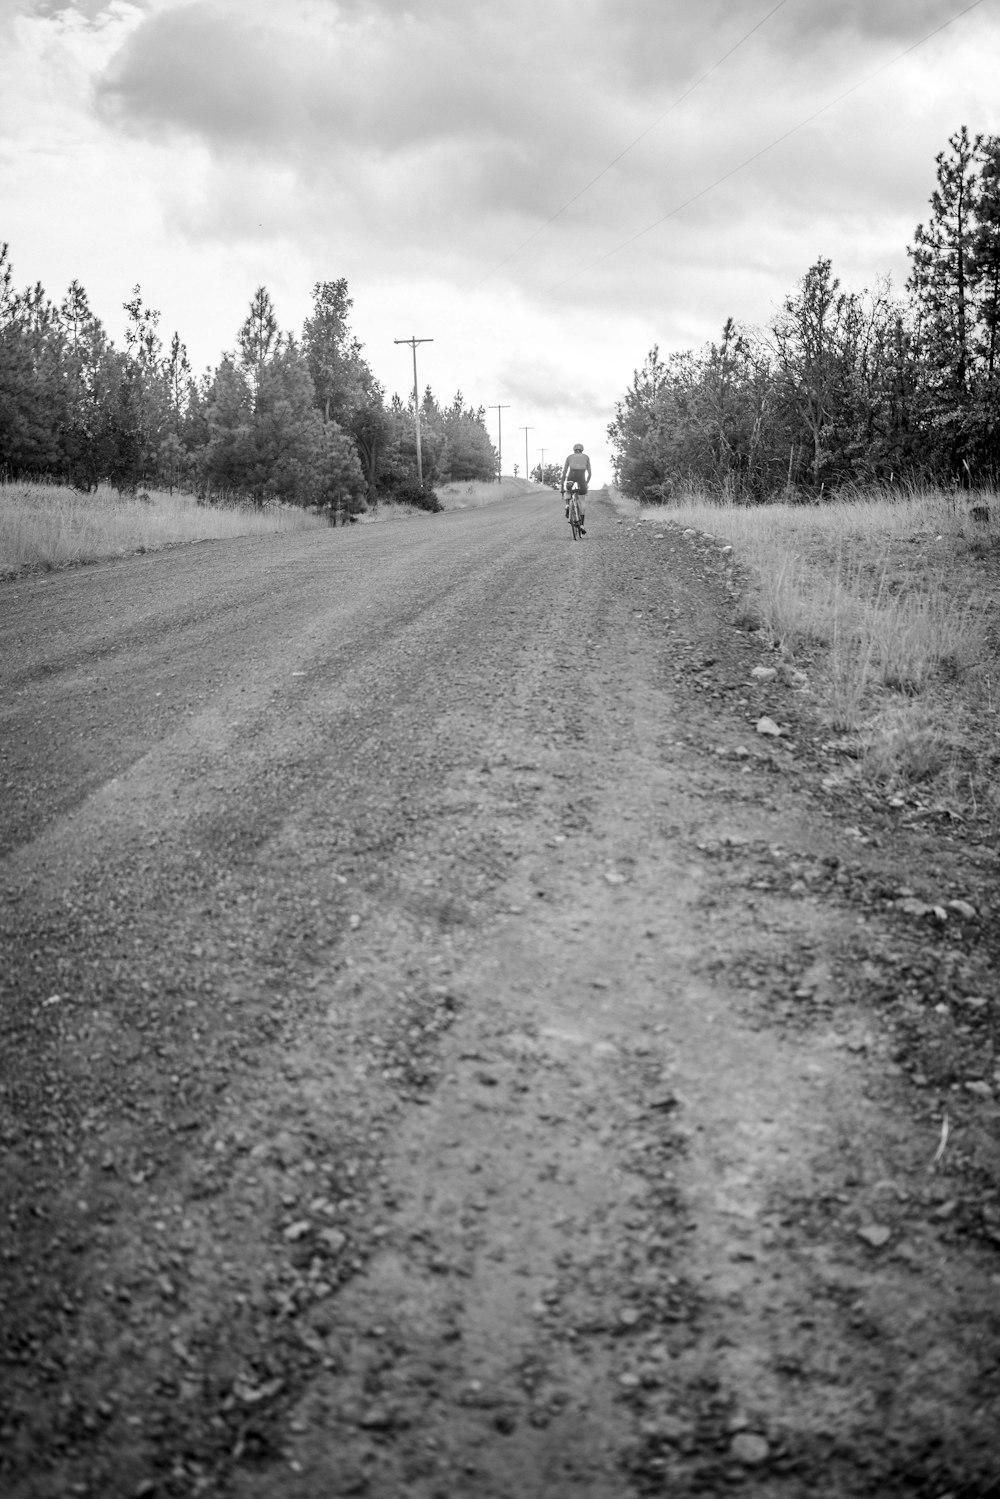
[564,481,586,541]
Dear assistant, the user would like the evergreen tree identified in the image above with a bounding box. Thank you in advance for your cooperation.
[238,287,281,412]
[907,127,981,474]
[200,355,254,498]
[971,136,1000,379]
[607,346,671,501]
[443,392,496,481]
[303,279,365,424]
[58,279,109,490]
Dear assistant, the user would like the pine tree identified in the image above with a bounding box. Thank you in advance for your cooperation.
[971,135,1000,380]
[907,127,981,473]
[238,287,281,413]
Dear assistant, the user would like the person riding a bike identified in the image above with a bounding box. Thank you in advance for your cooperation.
[561,444,591,535]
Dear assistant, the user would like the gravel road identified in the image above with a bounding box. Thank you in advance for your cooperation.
[2,488,998,1497]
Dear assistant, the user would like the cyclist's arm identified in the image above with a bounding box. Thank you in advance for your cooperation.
[560,459,570,491]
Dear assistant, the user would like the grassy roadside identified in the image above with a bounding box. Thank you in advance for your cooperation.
[436,477,545,509]
[622,484,1000,823]
[0,480,325,579]
[313,476,544,522]
[0,476,547,574]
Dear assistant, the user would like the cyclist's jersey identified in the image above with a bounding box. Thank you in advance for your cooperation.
[563,451,591,494]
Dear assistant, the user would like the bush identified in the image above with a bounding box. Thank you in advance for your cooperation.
[389,479,442,512]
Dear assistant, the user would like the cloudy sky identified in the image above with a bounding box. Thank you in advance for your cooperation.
[2,0,997,483]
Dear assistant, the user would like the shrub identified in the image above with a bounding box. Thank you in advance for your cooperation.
[389,479,442,513]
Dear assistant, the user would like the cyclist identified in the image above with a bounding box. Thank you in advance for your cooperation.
[561,444,591,535]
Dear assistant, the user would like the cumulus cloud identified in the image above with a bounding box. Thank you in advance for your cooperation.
[92,0,992,296]
[4,0,997,482]
[96,1,591,154]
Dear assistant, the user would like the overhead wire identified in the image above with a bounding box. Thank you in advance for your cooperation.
[547,0,989,292]
[468,0,790,290]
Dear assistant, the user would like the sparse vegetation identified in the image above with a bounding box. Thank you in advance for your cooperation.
[436,477,541,509]
[0,480,323,578]
[637,484,1000,817]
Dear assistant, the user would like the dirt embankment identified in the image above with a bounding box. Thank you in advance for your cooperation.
[1,489,998,1498]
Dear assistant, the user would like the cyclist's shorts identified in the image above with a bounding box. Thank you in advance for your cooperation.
[566,476,588,496]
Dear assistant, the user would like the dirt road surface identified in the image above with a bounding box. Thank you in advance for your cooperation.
[2,489,999,1498]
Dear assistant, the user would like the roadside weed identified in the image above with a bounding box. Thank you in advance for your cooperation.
[0,481,323,577]
[640,484,999,812]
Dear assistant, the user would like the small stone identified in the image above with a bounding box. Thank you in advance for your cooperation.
[896,897,932,918]
[604,870,627,886]
[318,1228,347,1254]
[947,899,978,920]
[359,1405,394,1431]
[348,914,361,930]
[755,716,782,737]
[729,1432,770,1465]
[857,1224,891,1249]
[283,1220,312,1242]
[750,666,777,680]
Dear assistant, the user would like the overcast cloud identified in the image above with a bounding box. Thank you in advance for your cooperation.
[2,0,998,480]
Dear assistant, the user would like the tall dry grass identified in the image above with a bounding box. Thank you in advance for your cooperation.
[436,478,544,509]
[641,483,999,809]
[0,481,324,578]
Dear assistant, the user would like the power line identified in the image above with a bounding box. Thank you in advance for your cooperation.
[549,0,989,292]
[468,0,790,290]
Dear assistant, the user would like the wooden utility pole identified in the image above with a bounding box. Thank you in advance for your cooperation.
[489,404,510,483]
[394,336,433,486]
[537,448,547,482]
[520,426,533,482]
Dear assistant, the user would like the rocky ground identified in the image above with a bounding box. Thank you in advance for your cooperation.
[1,488,998,1497]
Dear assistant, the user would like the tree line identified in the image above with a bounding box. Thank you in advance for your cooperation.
[609,128,1000,503]
[0,263,498,515]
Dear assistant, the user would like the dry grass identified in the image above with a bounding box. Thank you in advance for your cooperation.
[640,484,1000,814]
[436,477,545,509]
[0,481,324,578]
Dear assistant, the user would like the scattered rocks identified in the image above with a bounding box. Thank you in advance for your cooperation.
[895,897,948,923]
